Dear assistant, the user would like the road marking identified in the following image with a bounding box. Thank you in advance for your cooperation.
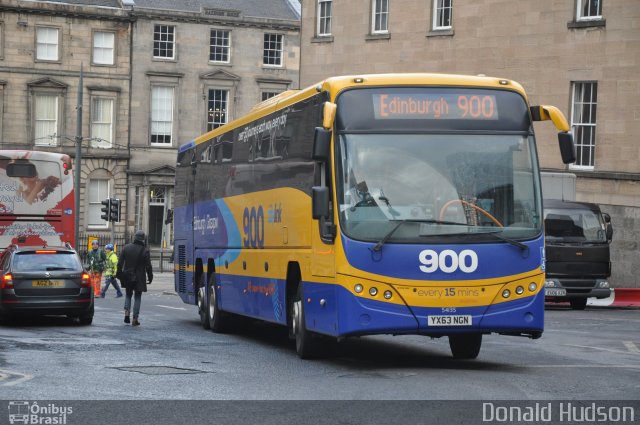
[0,369,34,386]
[623,341,640,354]
[155,305,186,311]
[563,343,633,355]
[527,364,640,369]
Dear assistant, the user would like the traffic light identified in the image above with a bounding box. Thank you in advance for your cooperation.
[100,199,111,222]
[109,198,121,222]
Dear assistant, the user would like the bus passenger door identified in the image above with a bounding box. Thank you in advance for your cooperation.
[311,108,337,278]
[311,230,335,278]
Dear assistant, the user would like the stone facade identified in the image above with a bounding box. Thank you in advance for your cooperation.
[0,0,301,252]
[299,0,640,287]
[127,3,300,248]
[0,0,132,246]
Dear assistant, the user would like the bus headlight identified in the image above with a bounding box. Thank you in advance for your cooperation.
[354,284,363,293]
[502,289,511,298]
[515,286,524,295]
[383,290,392,299]
[369,287,378,296]
[528,282,538,292]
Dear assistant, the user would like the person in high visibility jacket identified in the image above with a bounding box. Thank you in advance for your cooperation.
[101,244,123,298]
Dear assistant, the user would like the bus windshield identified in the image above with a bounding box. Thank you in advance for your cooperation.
[336,133,542,243]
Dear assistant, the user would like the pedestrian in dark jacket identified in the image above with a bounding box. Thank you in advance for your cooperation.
[116,230,153,326]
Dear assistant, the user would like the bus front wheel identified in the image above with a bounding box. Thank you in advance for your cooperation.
[292,285,319,359]
[449,333,482,359]
[207,275,227,333]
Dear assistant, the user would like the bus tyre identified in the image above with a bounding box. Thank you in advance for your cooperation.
[198,283,210,330]
[449,333,482,359]
[570,298,587,310]
[292,285,319,359]
[207,275,226,333]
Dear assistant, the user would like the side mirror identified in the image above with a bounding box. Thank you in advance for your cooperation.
[558,132,576,164]
[313,127,332,162]
[603,213,613,242]
[322,102,337,130]
[312,186,329,219]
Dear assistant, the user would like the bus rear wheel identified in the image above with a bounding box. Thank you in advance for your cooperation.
[449,333,482,359]
[207,275,227,333]
[292,285,319,359]
[198,281,210,329]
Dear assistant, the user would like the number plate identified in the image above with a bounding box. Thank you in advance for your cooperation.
[545,288,567,297]
[427,315,472,326]
[32,280,64,288]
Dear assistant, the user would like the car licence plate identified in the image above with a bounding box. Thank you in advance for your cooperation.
[545,288,567,297]
[32,280,64,288]
[427,315,472,326]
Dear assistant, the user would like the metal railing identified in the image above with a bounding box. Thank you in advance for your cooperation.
[77,232,174,273]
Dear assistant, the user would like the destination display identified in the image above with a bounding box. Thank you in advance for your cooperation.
[336,87,530,132]
[373,93,498,120]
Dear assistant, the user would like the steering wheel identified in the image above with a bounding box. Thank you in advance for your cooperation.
[439,199,504,227]
[352,192,378,208]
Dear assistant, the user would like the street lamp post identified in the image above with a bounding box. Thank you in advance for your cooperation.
[74,64,83,249]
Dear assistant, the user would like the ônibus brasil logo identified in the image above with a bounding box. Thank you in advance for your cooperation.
[7,401,73,425]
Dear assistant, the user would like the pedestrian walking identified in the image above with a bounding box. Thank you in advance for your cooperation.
[101,243,123,298]
[86,240,106,297]
[117,230,153,326]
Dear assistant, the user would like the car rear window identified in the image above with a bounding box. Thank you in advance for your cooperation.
[12,252,82,272]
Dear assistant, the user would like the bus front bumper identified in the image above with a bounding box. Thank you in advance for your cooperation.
[304,283,545,338]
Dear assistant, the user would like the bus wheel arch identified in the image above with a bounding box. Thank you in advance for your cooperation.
[287,263,321,359]
[285,262,301,338]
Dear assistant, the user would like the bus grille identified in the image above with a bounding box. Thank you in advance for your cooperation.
[178,245,186,293]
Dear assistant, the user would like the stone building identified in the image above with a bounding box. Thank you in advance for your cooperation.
[299,0,640,288]
[126,0,301,249]
[0,0,301,255]
[0,0,132,249]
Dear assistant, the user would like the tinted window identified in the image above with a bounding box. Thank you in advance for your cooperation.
[12,252,82,272]
[544,208,606,243]
[7,162,37,178]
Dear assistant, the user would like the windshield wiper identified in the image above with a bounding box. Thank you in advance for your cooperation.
[420,228,530,254]
[371,219,472,252]
[484,231,529,253]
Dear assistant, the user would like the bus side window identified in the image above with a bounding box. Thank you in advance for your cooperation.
[6,162,37,178]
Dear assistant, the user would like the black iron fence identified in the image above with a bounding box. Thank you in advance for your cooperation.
[77,232,174,273]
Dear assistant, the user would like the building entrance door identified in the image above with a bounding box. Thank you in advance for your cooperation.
[148,205,164,246]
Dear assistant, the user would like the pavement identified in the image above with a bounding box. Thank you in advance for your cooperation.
[148,271,176,295]
[587,288,640,307]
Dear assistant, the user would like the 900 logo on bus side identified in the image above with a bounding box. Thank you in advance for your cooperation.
[243,206,265,248]
[419,249,478,274]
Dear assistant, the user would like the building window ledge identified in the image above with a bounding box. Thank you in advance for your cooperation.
[311,36,334,43]
[365,33,391,41]
[427,28,454,38]
[567,19,606,29]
